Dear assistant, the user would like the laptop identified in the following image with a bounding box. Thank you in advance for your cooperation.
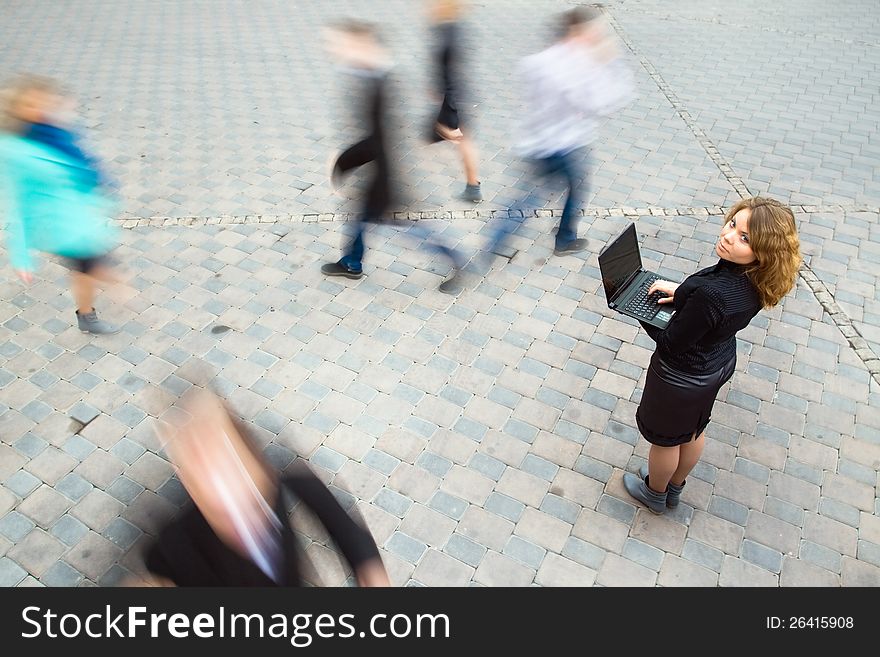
[597,223,674,329]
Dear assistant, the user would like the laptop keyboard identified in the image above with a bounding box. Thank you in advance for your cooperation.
[623,274,663,320]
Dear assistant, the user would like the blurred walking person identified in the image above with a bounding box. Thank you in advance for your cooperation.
[0,75,121,334]
[142,388,391,587]
[320,21,464,293]
[426,0,482,203]
[484,7,633,260]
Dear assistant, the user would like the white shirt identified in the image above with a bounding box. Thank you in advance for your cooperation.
[516,41,635,158]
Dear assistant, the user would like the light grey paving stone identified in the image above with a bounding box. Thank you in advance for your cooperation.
[373,488,414,518]
[484,492,526,523]
[0,557,28,587]
[16,486,71,528]
[622,538,665,572]
[4,470,41,497]
[411,548,475,587]
[473,551,536,587]
[40,560,84,587]
[503,535,547,570]
[0,512,35,542]
[741,539,784,574]
[443,534,487,568]
[102,518,143,550]
[597,554,657,587]
[7,529,66,577]
[385,532,428,565]
[779,556,839,587]
[49,513,91,547]
[658,554,719,587]
[680,538,724,573]
[427,491,469,521]
[105,476,145,505]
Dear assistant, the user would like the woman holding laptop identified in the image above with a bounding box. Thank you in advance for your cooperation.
[624,197,801,514]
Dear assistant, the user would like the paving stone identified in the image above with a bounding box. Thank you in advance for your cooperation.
[597,553,657,587]
[799,539,843,574]
[16,486,71,528]
[385,532,428,565]
[7,529,65,577]
[412,549,474,587]
[535,552,597,587]
[63,532,123,581]
[658,554,719,587]
[840,557,880,587]
[680,538,724,573]
[40,560,85,587]
[718,555,779,586]
[804,513,858,557]
[0,557,28,587]
[779,557,839,587]
[572,508,630,553]
[473,551,535,587]
[443,533,488,568]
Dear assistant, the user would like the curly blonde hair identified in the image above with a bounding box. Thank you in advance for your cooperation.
[727,197,801,308]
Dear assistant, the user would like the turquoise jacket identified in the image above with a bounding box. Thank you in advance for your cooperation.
[0,133,118,272]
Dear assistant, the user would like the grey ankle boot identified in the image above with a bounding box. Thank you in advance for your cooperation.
[76,308,120,335]
[623,471,667,514]
[639,465,685,508]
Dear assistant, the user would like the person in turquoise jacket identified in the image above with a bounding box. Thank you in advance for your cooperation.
[1,75,121,334]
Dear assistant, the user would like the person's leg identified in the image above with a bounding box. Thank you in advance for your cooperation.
[671,432,704,486]
[458,136,479,186]
[646,443,680,493]
[72,260,120,334]
[71,270,96,315]
[554,148,588,250]
[339,220,366,272]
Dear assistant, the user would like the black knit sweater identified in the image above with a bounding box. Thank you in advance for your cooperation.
[641,259,762,374]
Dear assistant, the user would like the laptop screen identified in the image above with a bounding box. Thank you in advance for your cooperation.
[598,223,643,303]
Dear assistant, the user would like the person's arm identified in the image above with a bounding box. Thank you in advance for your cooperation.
[640,286,723,355]
[283,464,389,586]
[0,150,34,277]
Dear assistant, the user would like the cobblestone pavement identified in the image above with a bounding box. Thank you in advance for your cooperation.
[0,0,879,587]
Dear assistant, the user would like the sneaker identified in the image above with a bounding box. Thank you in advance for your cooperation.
[76,309,120,335]
[553,238,588,256]
[321,262,363,279]
[462,182,482,203]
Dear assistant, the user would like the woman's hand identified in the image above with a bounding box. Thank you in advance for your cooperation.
[648,279,678,304]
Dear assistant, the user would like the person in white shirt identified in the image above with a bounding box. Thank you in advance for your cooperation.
[485,6,634,258]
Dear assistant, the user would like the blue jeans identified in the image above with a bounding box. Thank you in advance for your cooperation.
[339,220,367,272]
[485,147,589,255]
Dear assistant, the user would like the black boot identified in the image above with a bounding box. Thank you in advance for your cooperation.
[639,465,685,508]
[623,471,667,514]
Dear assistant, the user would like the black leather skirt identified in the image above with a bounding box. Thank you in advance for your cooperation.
[636,352,736,447]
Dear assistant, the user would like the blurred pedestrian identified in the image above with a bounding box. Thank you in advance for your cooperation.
[624,197,801,513]
[425,0,482,203]
[142,389,391,587]
[0,74,121,334]
[484,6,633,260]
[320,21,464,293]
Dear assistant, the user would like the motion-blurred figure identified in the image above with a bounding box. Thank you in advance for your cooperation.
[426,0,482,203]
[0,75,121,334]
[320,21,464,294]
[484,7,634,261]
[141,389,390,587]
